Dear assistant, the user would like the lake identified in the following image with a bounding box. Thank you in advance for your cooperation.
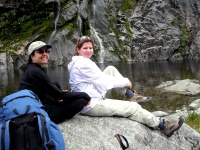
[1,60,200,113]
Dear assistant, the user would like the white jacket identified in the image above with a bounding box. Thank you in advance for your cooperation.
[68,56,130,113]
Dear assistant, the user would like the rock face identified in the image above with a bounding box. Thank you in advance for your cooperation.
[0,53,13,70]
[0,0,200,67]
[58,115,200,150]
[41,0,200,64]
[0,53,7,70]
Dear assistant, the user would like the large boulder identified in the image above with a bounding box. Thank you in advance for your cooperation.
[59,79,200,150]
[156,79,200,96]
[58,115,200,150]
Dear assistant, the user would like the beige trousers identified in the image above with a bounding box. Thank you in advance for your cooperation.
[84,66,160,128]
[103,66,126,98]
[84,98,160,128]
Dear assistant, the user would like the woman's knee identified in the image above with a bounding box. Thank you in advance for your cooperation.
[73,98,89,108]
[104,66,116,72]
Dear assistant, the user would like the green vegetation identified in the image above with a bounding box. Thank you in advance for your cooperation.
[82,18,90,36]
[121,0,142,12]
[121,0,136,12]
[106,5,134,62]
[171,18,179,26]
[171,18,189,54]
[108,17,126,61]
[185,112,200,133]
[106,0,136,61]
[125,18,133,45]
[125,19,132,33]
[178,27,189,54]
[65,23,74,31]
[0,0,56,43]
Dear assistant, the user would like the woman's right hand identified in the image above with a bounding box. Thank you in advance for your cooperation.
[126,81,132,89]
[85,100,91,106]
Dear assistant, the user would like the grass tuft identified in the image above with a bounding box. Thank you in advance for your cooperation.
[185,112,200,133]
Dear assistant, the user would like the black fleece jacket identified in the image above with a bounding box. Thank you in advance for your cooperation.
[18,63,91,105]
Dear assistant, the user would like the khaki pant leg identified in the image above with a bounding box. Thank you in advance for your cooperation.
[84,99,160,128]
[103,66,127,97]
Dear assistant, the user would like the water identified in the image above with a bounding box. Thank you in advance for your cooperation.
[48,0,60,44]
[1,60,200,113]
[90,25,105,63]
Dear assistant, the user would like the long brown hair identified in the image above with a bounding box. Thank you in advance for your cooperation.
[74,36,94,56]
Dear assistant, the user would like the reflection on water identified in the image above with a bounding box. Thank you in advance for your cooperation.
[0,68,21,100]
[1,60,200,113]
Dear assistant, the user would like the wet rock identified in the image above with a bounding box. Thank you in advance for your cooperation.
[189,99,200,110]
[156,79,200,96]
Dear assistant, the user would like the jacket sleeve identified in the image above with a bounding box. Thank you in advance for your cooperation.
[77,59,129,92]
[31,67,91,102]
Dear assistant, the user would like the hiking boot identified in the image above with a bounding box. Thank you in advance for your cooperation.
[161,116,184,137]
[129,92,152,104]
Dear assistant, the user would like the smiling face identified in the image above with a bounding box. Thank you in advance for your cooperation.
[77,42,93,59]
[31,46,50,66]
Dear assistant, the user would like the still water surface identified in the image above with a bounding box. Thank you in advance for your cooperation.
[1,60,200,113]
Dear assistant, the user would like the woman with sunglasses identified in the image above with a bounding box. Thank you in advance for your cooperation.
[19,41,91,124]
[68,36,184,137]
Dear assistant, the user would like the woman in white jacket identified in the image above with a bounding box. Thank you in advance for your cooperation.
[68,36,184,137]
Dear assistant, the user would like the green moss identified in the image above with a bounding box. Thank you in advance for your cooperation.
[107,16,132,62]
[85,30,90,36]
[0,0,58,53]
[125,19,132,33]
[178,27,189,54]
[21,20,34,32]
[65,24,77,40]
[171,19,179,26]
[185,112,200,133]
[65,23,74,30]
[40,20,52,32]
[121,0,136,12]
[66,28,75,40]
[171,18,189,55]
[108,17,122,45]
[125,19,133,45]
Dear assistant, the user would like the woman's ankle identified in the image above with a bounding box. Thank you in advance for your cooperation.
[125,89,134,98]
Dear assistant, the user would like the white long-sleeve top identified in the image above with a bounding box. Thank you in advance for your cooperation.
[68,56,130,113]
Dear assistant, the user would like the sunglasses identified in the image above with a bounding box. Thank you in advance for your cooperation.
[80,36,91,41]
[36,49,50,54]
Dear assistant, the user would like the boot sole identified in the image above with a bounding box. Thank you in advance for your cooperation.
[166,116,184,137]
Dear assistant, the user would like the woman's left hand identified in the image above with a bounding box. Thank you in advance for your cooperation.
[58,90,68,102]
[58,99,63,102]
[62,90,68,92]
[85,100,91,106]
